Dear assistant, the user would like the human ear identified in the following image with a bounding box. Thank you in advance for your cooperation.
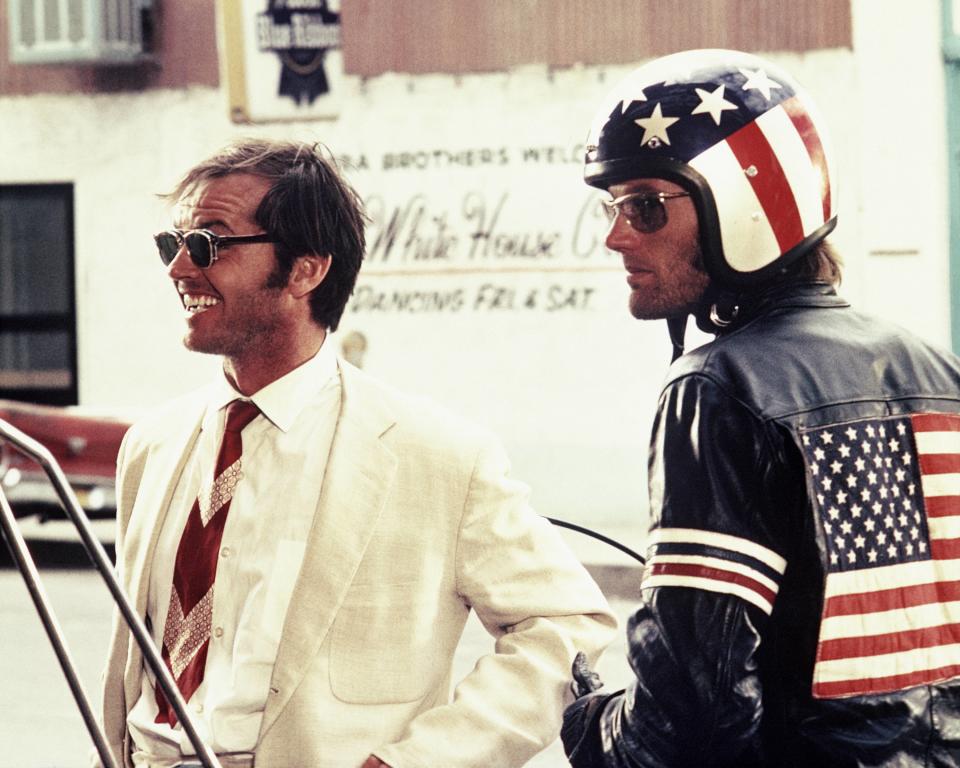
[288,254,331,298]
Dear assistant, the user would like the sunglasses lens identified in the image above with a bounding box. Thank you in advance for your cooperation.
[155,232,181,265]
[184,232,213,268]
[626,197,668,234]
[602,195,670,233]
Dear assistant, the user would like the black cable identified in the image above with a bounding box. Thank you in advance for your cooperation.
[545,517,646,565]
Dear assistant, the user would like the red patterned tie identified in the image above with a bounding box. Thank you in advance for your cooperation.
[155,399,260,726]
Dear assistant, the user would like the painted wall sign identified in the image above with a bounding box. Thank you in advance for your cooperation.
[334,142,619,316]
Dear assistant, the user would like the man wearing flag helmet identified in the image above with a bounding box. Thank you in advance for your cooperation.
[561,49,960,766]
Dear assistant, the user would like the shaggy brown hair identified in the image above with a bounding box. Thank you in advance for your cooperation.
[783,239,843,286]
[166,138,367,332]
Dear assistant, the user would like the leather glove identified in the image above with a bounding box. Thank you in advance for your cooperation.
[571,650,604,697]
[562,653,621,768]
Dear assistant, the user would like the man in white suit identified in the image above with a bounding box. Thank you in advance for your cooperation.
[100,138,616,768]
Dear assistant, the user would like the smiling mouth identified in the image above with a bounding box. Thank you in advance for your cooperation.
[181,293,222,314]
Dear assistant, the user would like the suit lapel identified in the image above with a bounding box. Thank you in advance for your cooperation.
[260,362,398,737]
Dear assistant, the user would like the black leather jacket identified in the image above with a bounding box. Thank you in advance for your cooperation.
[563,283,960,767]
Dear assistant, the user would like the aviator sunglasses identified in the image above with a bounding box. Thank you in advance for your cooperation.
[154,229,278,269]
[601,190,691,234]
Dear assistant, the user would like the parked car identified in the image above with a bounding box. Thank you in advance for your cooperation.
[0,399,132,522]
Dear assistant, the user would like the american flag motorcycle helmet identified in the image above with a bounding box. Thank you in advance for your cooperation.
[585,49,838,290]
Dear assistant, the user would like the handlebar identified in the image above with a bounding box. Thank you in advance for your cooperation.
[0,417,222,768]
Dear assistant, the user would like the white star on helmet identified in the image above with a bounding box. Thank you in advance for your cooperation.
[738,67,782,100]
[691,84,738,125]
[635,103,680,147]
[615,79,648,115]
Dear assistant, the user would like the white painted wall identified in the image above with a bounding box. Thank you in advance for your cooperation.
[0,1,950,531]
[848,0,951,347]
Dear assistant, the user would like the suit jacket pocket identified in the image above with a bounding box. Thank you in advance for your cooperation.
[329,581,440,704]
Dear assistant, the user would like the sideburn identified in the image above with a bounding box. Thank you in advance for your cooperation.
[264,260,292,291]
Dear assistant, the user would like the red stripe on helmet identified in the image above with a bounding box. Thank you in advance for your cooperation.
[725,121,805,256]
[781,96,831,224]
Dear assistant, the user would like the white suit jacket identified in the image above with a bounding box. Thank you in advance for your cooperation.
[100,361,616,768]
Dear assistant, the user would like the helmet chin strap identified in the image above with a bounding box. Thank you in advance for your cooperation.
[666,315,688,362]
[694,283,741,335]
[665,286,749,363]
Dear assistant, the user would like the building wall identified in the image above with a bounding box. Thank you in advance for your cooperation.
[340,0,852,74]
[0,0,950,530]
[848,1,950,341]
[0,0,219,93]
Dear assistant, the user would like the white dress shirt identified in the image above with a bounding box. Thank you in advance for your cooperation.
[127,342,340,763]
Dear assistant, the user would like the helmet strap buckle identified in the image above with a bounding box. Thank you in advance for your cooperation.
[709,301,740,328]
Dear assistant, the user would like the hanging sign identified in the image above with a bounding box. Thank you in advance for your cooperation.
[220,0,345,122]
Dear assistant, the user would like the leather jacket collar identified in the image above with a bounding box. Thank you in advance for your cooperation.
[693,281,849,336]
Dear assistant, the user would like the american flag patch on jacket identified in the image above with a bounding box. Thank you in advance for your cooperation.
[801,413,960,698]
[642,528,786,614]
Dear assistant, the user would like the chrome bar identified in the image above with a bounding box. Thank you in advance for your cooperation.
[0,418,222,768]
[0,484,117,768]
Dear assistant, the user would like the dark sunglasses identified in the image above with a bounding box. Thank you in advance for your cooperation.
[154,229,278,269]
[601,191,691,234]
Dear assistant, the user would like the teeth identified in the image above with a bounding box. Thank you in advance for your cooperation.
[182,293,221,313]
